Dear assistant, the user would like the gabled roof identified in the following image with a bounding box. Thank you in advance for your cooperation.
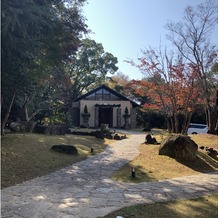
[74,84,139,107]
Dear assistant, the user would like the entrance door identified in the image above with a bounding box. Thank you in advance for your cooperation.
[99,108,113,127]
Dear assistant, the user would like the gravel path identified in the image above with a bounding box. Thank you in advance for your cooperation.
[1,132,218,218]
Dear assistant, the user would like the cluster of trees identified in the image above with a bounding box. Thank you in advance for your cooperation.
[126,0,218,134]
[2,0,217,135]
[107,1,217,134]
[1,0,118,134]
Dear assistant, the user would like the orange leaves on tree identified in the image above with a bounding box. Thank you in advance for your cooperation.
[127,48,202,119]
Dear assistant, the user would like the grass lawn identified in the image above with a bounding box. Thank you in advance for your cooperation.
[102,195,218,218]
[1,132,114,189]
[111,134,218,183]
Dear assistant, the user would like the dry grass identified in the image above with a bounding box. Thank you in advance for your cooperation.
[102,195,218,218]
[106,133,218,218]
[111,134,218,183]
[190,134,218,148]
[1,133,114,189]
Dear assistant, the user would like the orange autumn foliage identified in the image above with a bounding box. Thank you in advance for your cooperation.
[126,50,202,133]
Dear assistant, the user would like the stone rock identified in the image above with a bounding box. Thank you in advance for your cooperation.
[4,128,11,134]
[121,135,127,140]
[71,131,96,136]
[51,145,78,155]
[104,134,113,139]
[21,121,37,133]
[145,134,159,144]
[207,149,218,159]
[100,123,109,131]
[114,134,121,140]
[95,130,104,139]
[159,134,198,160]
[65,127,72,134]
[9,122,22,132]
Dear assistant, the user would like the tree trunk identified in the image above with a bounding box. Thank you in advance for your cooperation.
[181,112,192,135]
[206,90,218,134]
[1,90,16,135]
[22,94,30,121]
[170,116,175,133]
[174,113,179,133]
[1,96,3,108]
[207,105,217,134]
[24,104,30,121]
[166,117,172,134]
[215,119,218,135]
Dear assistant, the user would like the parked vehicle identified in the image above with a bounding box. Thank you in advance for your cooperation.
[187,123,208,134]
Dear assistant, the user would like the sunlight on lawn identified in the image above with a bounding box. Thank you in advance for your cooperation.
[111,133,218,183]
[103,195,218,218]
[1,133,109,188]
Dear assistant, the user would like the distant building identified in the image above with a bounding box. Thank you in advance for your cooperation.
[69,84,139,128]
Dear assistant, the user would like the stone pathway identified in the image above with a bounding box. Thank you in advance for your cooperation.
[1,132,218,218]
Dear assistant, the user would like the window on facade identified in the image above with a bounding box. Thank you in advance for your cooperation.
[110,94,120,100]
[102,89,110,100]
[96,89,103,100]
[86,88,122,100]
[86,93,95,100]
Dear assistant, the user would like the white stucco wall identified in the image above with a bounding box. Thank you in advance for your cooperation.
[80,100,132,127]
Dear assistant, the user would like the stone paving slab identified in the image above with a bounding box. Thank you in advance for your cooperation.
[1,132,218,218]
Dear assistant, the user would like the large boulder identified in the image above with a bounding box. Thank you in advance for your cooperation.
[159,134,198,160]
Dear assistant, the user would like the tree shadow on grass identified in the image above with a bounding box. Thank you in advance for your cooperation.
[1,133,109,189]
[175,151,218,173]
[1,142,218,218]
[102,195,218,218]
[114,151,218,185]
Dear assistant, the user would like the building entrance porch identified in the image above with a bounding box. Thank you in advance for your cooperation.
[95,104,121,128]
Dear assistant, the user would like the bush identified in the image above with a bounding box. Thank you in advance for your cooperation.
[137,110,165,128]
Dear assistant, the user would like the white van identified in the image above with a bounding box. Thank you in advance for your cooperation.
[187,123,208,134]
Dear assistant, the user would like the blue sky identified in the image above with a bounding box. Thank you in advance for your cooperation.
[83,0,218,80]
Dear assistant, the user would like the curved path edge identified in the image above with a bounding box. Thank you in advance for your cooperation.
[1,132,218,218]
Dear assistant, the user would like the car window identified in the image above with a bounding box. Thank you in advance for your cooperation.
[188,124,207,129]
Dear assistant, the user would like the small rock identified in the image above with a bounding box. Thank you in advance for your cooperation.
[51,145,78,155]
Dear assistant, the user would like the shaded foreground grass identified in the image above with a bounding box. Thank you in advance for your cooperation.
[111,134,218,183]
[1,133,113,188]
[102,195,218,218]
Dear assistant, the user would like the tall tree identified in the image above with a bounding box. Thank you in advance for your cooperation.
[106,72,130,94]
[127,48,201,134]
[165,0,218,134]
[1,0,87,133]
[64,38,118,100]
[106,73,142,102]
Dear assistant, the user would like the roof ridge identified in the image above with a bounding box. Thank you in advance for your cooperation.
[73,84,139,107]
